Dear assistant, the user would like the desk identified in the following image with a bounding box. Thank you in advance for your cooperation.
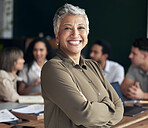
[127,118,148,128]
[0,119,44,128]
[112,110,148,128]
[0,113,148,128]
[0,102,148,128]
[0,100,44,128]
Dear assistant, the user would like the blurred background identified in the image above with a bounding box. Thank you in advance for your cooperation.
[0,0,147,71]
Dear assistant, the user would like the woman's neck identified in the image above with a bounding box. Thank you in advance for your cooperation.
[11,70,17,75]
[60,49,81,64]
[36,60,45,68]
[69,53,81,65]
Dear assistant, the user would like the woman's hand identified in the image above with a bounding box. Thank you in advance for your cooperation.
[33,77,41,87]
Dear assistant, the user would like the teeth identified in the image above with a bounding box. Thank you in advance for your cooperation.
[68,41,80,45]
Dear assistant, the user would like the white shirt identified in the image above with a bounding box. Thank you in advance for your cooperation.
[104,60,124,84]
[19,61,44,94]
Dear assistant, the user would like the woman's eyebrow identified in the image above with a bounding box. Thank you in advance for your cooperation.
[78,23,85,26]
[63,24,72,26]
[63,23,86,26]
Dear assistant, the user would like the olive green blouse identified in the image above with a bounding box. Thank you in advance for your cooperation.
[41,50,123,128]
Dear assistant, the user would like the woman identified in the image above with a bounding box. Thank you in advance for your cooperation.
[41,3,123,128]
[18,38,53,95]
[0,47,24,102]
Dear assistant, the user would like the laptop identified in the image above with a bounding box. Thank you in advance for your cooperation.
[111,82,147,116]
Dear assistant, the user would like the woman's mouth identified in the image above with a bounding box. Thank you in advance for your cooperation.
[68,40,81,45]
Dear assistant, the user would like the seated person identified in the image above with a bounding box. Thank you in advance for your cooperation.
[121,38,148,100]
[18,38,53,95]
[90,39,124,84]
[0,47,24,102]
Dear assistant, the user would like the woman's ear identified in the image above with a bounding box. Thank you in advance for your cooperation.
[55,33,59,43]
[13,61,17,70]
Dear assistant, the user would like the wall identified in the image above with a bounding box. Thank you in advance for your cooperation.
[13,0,147,70]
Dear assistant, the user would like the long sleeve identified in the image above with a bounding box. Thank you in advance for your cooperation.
[86,60,124,126]
[101,78,124,126]
[0,77,19,102]
[41,57,123,128]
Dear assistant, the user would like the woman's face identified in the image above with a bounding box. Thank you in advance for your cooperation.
[33,41,48,63]
[14,57,25,71]
[55,15,88,56]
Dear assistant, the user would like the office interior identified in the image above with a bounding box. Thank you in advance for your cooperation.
[0,1,148,128]
[0,0,147,72]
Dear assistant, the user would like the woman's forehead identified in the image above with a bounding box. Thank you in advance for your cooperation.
[60,15,86,25]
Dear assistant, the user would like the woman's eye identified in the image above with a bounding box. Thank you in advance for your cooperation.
[40,49,44,52]
[64,27,71,30]
[78,27,85,30]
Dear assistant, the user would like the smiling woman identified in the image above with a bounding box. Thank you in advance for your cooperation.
[55,15,88,63]
[41,3,124,128]
[18,37,53,95]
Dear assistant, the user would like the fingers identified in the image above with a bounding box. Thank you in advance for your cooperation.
[127,91,136,100]
[128,86,136,93]
[126,82,143,100]
[127,86,138,99]
[34,77,41,86]
[134,81,140,88]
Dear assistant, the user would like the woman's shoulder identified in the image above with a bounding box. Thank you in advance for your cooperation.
[84,59,104,76]
[0,70,15,82]
[42,56,62,69]
[0,70,11,78]
[85,59,101,69]
[85,58,97,63]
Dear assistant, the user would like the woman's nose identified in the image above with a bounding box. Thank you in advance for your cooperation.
[71,28,79,37]
[36,50,41,55]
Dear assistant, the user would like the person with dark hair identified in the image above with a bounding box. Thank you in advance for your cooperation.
[121,38,148,100]
[18,38,53,95]
[41,3,123,128]
[90,40,124,84]
[0,47,24,102]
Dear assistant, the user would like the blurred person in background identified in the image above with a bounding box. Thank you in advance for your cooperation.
[0,47,24,102]
[18,38,53,95]
[90,40,124,84]
[121,38,148,100]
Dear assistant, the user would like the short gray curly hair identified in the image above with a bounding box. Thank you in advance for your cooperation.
[53,3,89,34]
